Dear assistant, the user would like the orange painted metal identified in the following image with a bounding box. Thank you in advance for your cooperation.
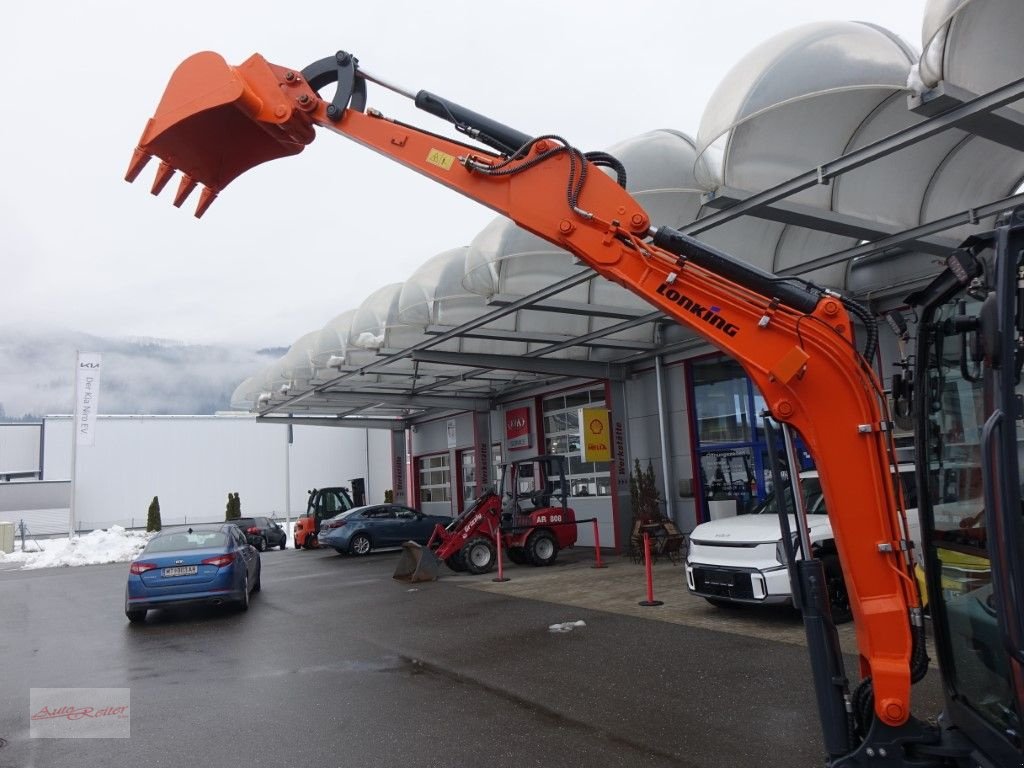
[126,52,921,724]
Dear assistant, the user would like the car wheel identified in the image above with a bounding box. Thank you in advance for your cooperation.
[125,609,147,624]
[256,536,267,552]
[279,538,287,550]
[507,547,528,565]
[350,534,372,556]
[462,537,496,574]
[252,565,261,593]
[445,554,468,572]
[822,554,853,624]
[525,530,558,567]
[238,575,250,612]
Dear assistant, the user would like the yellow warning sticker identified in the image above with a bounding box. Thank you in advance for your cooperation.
[426,149,455,170]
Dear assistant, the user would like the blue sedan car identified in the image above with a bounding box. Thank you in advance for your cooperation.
[318,504,450,556]
[125,523,261,622]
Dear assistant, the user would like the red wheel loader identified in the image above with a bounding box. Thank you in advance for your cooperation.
[394,454,577,581]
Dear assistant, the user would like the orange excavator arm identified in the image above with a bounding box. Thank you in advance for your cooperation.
[125,51,923,733]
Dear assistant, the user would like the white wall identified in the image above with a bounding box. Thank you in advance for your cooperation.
[0,424,42,474]
[42,415,391,530]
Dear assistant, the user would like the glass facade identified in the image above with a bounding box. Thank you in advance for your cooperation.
[459,450,476,509]
[543,386,611,497]
[689,355,810,520]
[417,453,451,503]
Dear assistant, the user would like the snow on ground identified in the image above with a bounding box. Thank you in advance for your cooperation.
[0,526,152,570]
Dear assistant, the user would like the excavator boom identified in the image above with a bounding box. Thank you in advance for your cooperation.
[126,49,928,761]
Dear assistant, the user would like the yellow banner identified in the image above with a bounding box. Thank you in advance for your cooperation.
[579,407,611,463]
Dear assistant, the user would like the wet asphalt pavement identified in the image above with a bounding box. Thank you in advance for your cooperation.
[0,548,944,768]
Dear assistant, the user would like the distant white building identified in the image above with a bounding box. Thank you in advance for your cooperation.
[0,415,391,534]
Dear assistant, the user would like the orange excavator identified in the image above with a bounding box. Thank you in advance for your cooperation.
[125,50,1023,767]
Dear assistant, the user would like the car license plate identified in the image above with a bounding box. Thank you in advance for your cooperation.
[162,566,198,577]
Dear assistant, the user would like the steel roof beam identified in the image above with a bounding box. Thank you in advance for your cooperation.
[700,186,958,256]
[411,311,662,395]
[423,324,657,351]
[485,294,654,320]
[257,414,408,431]
[262,391,492,411]
[910,81,1024,153]
[411,350,627,381]
[680,75,1024,236]
[260,270,596,416]
[782,190,1024,277]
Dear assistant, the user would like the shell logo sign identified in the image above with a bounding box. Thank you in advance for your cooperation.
[580,407,611,462]
[505,406,531,450]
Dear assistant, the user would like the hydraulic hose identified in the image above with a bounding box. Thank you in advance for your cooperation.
[840,295,878,363]
[584,151,627,188]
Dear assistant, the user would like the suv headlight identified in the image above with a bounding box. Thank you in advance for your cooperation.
[775,534,800,565]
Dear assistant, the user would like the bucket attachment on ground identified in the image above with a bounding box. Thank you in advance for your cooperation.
[393,541,441,583]
[125,52,320,217]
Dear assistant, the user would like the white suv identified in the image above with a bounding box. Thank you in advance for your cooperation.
[685,467,918,623]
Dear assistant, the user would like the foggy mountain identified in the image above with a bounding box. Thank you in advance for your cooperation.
[0,327,287,418]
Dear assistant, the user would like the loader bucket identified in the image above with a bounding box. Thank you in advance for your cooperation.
[125,52,319,217]
[393,541,441,583]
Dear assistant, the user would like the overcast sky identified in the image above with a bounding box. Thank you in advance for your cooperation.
[2,0,929,350]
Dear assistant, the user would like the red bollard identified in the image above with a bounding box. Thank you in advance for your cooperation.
[492,525,510,583]
[591,519,607,569]
[638,532,663,606]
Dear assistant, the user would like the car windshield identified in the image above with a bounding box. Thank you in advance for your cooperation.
[751,477,825,515]
[235,518,255,527]
[145,531,228,552]
[334,508,365,521]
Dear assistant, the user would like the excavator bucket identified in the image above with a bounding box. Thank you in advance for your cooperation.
[125,52,319,217]
[393,541,441,583]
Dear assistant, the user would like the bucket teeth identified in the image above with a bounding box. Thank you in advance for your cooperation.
[150,161,175,196]
[194,187,218,219]
[173,175,198,208]
[124,148,152,183]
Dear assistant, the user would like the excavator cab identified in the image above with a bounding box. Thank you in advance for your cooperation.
[905,210,1024,764]
[500,455,569,517]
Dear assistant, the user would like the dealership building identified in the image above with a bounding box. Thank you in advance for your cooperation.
[5,2,1023,549]
[231,2,1024,552]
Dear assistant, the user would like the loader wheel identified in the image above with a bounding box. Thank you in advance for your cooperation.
[526,530,558,567]
[462,537,496,574]
[446,555,468,572]
[822,554,853,624]
[507,547,528,565]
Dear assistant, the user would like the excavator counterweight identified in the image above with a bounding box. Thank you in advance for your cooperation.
[125,52,319,217]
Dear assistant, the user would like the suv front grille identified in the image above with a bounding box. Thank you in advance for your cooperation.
[693,567,754,599]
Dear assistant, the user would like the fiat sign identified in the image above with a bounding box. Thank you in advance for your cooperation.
[506,406,531,450]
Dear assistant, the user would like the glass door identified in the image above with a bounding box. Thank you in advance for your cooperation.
[690,356,812,521]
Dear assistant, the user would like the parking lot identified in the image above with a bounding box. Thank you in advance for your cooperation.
[0,547,944,768]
